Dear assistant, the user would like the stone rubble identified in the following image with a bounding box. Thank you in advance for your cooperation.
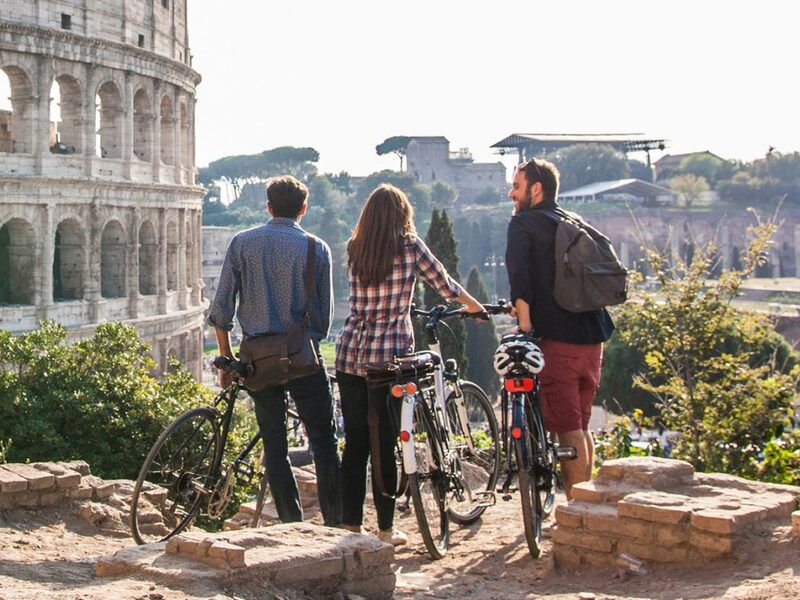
[553,457,800,568]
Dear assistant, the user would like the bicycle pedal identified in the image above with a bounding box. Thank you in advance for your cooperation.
[502,493,513,502]
[474,491,496,507]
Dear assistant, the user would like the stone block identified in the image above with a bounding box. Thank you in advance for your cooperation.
[67,483,94,500]
[197,538,214,557]
[273,556,343,586]
[552,543,583,567]
[2,463,55,490]
[583,505,654,541]
[690,505,764,535]
[58,460,91,476]
[654,524,690,546]
[15,491,41,508]
[39,490,66,508]
[555,502,590,529]
[791,511,800,538]
[617,539,694,562]
[0,467,29,493]
[83,475,116,499]
[617,492,692,524]
[598,457,694,484]
[552,526,615,553]
[689,528,735,554]
[356,541,394,569]
[570,481,610,504]
[33,463,81,489]
[165,537,180,554]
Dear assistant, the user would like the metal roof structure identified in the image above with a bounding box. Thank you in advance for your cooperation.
[559,178,676,202]
[491,133,668,162]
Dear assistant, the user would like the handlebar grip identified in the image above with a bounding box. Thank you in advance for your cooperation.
[462,310,490,321]
[213,356,249,377]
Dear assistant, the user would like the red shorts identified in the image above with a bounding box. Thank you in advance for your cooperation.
[537,339,603,434]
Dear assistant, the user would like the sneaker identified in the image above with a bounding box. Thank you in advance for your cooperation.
[377,528,408,546]
[340,524,365,534]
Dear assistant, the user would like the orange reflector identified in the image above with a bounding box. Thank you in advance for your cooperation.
[399,430,411,442]
[390,384,404,398]
[511,427,523,439]
[404,382,417,395]
[504,378,534,393]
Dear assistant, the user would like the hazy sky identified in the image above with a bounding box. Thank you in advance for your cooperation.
[186,0,799,177]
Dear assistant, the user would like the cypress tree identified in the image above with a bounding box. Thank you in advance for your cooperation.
[464,267,500,395]
[422,208,468,373]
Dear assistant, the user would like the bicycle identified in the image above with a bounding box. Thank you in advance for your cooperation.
[128,356,334,545]
[372,304,500,559]
[490,328,577,558]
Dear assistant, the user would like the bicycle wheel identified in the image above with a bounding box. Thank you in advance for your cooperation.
[407,399,449,559]
[513,394,545,558]
[446,381,500,525]
[130,407,222,545]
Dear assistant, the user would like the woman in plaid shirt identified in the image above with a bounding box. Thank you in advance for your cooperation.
[335,184,484,545]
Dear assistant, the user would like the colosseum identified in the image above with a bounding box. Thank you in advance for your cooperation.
[0,0,205,378]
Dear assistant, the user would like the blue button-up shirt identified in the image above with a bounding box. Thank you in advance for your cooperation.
[208,218,333,341]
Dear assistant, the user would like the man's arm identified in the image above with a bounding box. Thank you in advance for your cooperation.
[214,326,235,388]
[514,298,533,333]
[505,217,535,333]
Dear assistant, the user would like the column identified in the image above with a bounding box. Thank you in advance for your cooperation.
[128,207,140,318]
[83,64,98,176]
[157,208,168,314]
[151,80,161,181]
[36,202,54,316]
[123,70,134,179]
[177,208,187,309]
[173,91,182,183]
[87,201,102,322]
[191,209,202,304]
[34,54,49,173]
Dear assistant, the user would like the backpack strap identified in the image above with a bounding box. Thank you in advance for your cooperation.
[302,235,316,318]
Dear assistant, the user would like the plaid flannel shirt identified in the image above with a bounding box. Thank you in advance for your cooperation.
[335,236,462,377]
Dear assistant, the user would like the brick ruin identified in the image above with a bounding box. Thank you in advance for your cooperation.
[553,457,800,568]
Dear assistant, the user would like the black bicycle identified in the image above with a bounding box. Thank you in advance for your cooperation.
[490,328,576,557]
[129,356,328,545]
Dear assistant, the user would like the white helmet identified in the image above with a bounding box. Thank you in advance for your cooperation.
[493,337,545,376]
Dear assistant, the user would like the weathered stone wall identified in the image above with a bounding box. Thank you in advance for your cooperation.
[0,1,205,377]
[553,457,800,568]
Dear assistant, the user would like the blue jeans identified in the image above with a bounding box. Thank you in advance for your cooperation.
[249,365,342,526]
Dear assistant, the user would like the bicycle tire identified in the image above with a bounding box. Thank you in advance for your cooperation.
[407,399,449,559]
[130,407,222,545]
[513,393,543,558]
[446,381,500,525]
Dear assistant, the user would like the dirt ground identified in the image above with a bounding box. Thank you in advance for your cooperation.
[1,490,799,600]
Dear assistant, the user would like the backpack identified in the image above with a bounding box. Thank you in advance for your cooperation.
[547,209,628,313]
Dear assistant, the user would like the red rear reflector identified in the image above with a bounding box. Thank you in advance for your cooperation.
[511,427,523,439]
[504,378,534,392]
[390,384,404,398]
[399,430,411,442]
[405,382,417,395]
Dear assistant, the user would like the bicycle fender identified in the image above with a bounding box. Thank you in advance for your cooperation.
[401,393,417,474]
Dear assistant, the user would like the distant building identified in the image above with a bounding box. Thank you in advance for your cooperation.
[653,151,726,181]
[405,137,506,204]
[559,179,676,204]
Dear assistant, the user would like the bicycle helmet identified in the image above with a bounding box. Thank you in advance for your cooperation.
[493,337,545,375]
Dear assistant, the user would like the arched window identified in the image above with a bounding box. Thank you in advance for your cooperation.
[0,219,35,304]
[166,221,178,290]
[96,81,123,158]
[159,95,174,165]
[0,66,34,154]
[100,220,126,298]
[49,75,82,154]
[53,219,85,301]
[133,89,152,162]
[138,221,158,295]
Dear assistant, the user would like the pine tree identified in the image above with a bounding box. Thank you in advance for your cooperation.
[464,267,500,395]
[423,208,468,373]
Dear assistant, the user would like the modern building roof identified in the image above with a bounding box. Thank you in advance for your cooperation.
[560,178,676,201]
[654,150,725,168]
[491,133,668,156]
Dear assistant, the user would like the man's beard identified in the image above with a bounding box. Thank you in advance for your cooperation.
[514,188,534,214]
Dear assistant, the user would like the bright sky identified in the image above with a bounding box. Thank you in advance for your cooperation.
[2,1,797,178]
[186,0,799,176]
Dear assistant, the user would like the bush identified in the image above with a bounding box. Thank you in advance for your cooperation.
[0,320,213,479]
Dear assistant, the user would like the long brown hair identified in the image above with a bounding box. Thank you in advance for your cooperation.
[347,184,416,285]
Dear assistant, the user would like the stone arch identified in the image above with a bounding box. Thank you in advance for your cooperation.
[138,220,158,295]
[96,80,123,158]
[159,95,174,165]
[100,220,127,298]
[49,74,82,154]
[166,344,181,372]
[166,220,178,290]
[0,64,34,154]
[53,218,85,301]
[132,88,152,162]
[0,218,36,304]
[179,99,189,167]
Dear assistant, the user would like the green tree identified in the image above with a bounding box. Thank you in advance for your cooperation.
[667,174,710,208]
[376,136,412,171]
[464,267,499,395]
[679,153,730,186]
[474,186,504,205]
[423,209,468,373]
[615,213,799,476]
[431,181,457,208]
[0,321,226,479]
[546,143,630,191]
[357,170,432,215]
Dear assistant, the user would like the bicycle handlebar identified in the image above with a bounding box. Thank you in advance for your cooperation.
[213,355,250,378]
[410,299,512,325]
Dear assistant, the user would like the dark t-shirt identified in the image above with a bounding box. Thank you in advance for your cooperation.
[505,198,615,344]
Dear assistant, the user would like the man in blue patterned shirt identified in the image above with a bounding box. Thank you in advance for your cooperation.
[208,175,341,526]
